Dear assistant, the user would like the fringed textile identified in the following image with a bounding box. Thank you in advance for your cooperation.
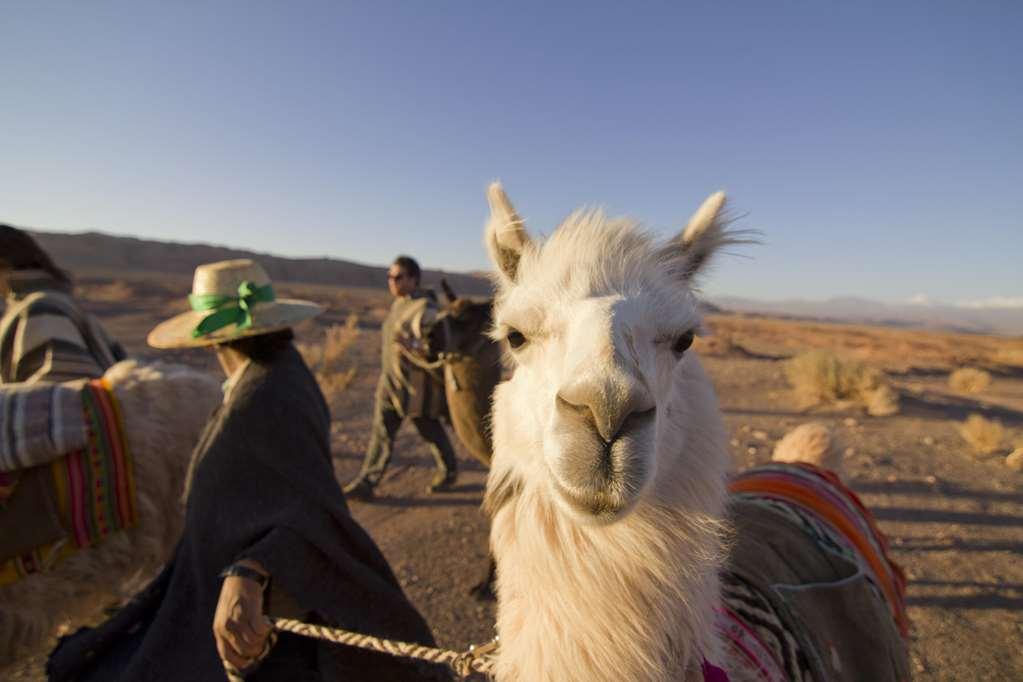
[0,379,136,586]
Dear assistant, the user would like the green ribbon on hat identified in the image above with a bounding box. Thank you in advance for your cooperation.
[188,281,275,338]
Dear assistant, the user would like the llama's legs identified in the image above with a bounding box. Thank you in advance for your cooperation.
[469,555,497,602]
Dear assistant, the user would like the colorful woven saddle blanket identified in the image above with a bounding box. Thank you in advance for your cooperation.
[715,463,911,682]
[0,379,137,586]
[1,379,90,474]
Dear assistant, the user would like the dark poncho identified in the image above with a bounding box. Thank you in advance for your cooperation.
[48,346,445,681]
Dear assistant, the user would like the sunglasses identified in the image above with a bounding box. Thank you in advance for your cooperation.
[387,273,406,281]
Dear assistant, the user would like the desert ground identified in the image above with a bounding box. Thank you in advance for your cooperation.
[8,271,1023,681]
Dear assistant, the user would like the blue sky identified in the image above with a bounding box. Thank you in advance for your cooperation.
[2,2,1020,305]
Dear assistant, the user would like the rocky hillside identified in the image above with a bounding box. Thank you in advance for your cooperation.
[30,230,493,296]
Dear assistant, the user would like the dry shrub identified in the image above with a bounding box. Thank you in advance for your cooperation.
[772,422,839,471]
[81,281,136,302]
[948,367,991,394]
[693,332,734,357]
[864,383,900,417]
[784,350,900,416]
[957,414,1005,455]
[298,314,360,410]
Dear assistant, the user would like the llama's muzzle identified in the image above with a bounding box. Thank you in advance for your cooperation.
[547,407,655,522]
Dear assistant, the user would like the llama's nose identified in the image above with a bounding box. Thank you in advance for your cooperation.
[555,377,653,443]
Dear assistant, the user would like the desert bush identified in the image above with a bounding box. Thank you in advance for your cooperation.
[772,422,839,470]
[693,332,734,357]
[957,414,1005,455]
[948,367,991,394]
[80,280,136,302]
[298,314,360,411]
[784,350,899,415]
[864,383,900,417]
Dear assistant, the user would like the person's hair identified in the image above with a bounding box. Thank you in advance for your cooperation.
[220,328,294,363]
[0,225,71,285]
[392,255,421,285]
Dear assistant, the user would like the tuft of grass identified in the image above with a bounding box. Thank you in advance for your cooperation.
[957,413,1005,456]
[298,314,360,411]
[864,383,900,417]
[948,367,992,394]
[772,422,837,470]
[784,350,900,416]
[81,280,136,303]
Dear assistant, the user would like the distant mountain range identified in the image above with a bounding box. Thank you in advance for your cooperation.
[710,295,1023,336]
[24,229,1022,336]
[30,230,493,297]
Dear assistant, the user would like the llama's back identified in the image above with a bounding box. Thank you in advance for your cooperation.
[0,360,220,670]
[106,360,221,565]
[722,462,910,682]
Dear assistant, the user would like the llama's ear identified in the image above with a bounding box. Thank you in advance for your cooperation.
[440,278,458,304]
[663,191,740,281]
[485,182,531,284]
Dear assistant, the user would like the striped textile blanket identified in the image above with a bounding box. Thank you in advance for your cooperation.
[0,380,89,473]
[0,379,137,586]
[718,463,910,682]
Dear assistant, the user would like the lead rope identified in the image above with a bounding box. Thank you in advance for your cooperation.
[222,617,498,681]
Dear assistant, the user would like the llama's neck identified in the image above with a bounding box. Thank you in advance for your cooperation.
[490,475,727,682]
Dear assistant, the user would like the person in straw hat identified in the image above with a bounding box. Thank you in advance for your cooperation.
[48,259,446,682]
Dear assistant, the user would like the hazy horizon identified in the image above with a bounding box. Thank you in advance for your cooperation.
[23,224,1023,314]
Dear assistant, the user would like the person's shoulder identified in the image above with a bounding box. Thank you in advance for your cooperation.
[12,290,86,322]
[231,348,320,414]
[7,293,87,346]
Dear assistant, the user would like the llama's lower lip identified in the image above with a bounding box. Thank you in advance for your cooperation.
[550,474,629,519]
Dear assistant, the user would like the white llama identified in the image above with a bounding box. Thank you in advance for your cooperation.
[0,360,221,670]
[482,183,908,682]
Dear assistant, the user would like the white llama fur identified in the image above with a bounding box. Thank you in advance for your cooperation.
[483,183,758,681]
[0,360,221,670]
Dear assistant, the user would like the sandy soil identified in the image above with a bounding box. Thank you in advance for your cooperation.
[6,276,1022,681]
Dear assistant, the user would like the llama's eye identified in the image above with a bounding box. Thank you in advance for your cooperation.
[506,329,527,349]
[672,330,695,356]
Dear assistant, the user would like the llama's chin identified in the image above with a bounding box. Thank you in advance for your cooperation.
[549,475,642,524]
[546,449,652,525]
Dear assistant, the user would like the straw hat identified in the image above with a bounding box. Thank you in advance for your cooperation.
[147,259,323,349]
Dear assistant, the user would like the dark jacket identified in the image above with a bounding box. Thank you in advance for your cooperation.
[377,289,446,420]
[47,345,445,681]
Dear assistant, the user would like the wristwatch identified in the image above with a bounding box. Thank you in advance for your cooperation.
[220,563,269,589]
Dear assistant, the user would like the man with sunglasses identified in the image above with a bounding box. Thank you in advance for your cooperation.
[343,256,458,500]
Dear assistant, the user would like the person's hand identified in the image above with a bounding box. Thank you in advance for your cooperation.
[213,561,272,671]
[395,334,419,351]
